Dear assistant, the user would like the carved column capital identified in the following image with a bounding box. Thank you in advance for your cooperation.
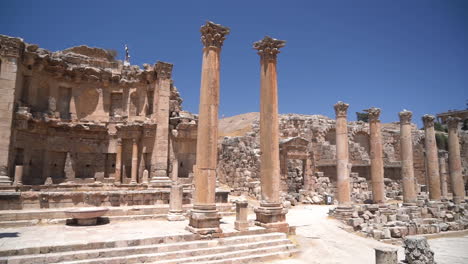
[422,114,435,128]
[253,36,286,62]
[116,138,123,145]
[334,101,349,118]
[155,61,173,80]
[200,21,230,49]
[365,107,381,122]
[399,110,412,125]
[447,116,461,130]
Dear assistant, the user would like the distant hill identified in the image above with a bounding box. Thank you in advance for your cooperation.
[219,112,259,137]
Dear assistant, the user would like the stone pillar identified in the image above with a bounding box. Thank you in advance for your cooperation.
[150,61,173,187]
[375,247,398,264]
[168,184,185,221]
[171,158,178,182]
[234,200,249,231]
[367,107,385,203]
[399,110,417,205]
[187,21,229,235]
[253,36,288,232]
[438,151,448,199]
[114,139,122,184]
[447,117,465,204]
[13,165,23,185]
[334,101,351,205]
[130,139,138,184]
[422,115,441,201]
[64,152,75,183]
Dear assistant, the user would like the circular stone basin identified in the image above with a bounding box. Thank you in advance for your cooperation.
[65,207,109,226]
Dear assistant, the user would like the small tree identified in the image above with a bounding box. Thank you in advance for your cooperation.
[435,133,448,151]
[434,122,447,132]
[356,112,369,123]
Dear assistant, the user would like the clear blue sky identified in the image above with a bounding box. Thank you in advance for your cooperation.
[2,0,467,127]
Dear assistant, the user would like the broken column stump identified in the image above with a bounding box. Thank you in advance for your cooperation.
[403,236,436,264]
[375,247,397,264]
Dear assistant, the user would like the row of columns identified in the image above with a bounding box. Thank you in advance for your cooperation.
[334,105,465,205]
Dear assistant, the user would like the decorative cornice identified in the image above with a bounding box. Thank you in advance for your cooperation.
[447,116,461,130]
[200,21,230,48]
[399,110,412,125]
[365,107,381,122]
[422,114,435,128]
[253,36,286,62]
[0,35,24,58]
[334,101,349,118]
[155,61,173,80]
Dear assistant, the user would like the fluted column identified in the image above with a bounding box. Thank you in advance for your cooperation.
[253,36,288,232]
[114,139,122,184]
[438,151,449,199]
[422,115,441,200]
[399,110,417,205]
[187,21,229,235]
[447,117,465,204]
[367,107,385,203]
[130,139,138,184]
[334,101,351,205]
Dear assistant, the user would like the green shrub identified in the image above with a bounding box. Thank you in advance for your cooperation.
[435,133,448,151]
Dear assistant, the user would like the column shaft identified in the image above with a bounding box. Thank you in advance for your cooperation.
[335,102,350,204]
[114,139,122,184]
[447,117,465,204]
[423,115,441,200]
[438,155,448,198]
[399,110,417,204]
[368,108,385,203]
[130,139,138,184]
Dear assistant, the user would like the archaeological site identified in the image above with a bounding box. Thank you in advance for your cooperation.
[0,18,467,264]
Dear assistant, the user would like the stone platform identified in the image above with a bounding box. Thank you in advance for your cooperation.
[0,215,298,264]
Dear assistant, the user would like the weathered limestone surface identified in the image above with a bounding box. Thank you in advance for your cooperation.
[367,107,385,203]
[188,21,229,235]
[375,247,398,264]
[399,110,417,205]
[334,101,351,205]
[447,117,466,204]
[253,36,288,232]
[403,236,436,264]
[422,115,441,201]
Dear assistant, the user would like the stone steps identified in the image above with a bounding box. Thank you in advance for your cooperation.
[0,204,234,227]
[0,232,297,264]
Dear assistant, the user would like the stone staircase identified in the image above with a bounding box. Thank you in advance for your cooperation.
[0,232,298,264]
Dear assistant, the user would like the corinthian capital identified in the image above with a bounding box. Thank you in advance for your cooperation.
[155,61,173,80]
[334,101,349,118]
[447,116,461,130]
[253,36,286,62]
[399,110,412,125]
[200,21,230,48]
[422,114,435,128]
[365,107,381,122]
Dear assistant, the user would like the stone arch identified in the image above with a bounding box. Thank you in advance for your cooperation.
[349,126,369,139]
[413,133,425,147]
[317,125,336,144]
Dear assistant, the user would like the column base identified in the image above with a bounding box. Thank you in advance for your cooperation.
[150,177,172,187]
[187,205,222,236]
[333,205,354,220]
[167,211,185,221]
[0,175,12,185]
[254,203,289,233]
[234,221,249,231]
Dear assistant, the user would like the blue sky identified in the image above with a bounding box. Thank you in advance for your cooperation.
[2,0,467,127]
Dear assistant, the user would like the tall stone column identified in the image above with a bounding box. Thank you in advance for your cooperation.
[187,21,229,235]
[438,151,449,199]
[334,101,351,205]
[114,139,122,184]
[366,107,385,203]
[253,36,288,232]
[447,117,466,204]
[130,139,138,184]
[150,61,173,187]
[422,115,441,201]
[171,158,178,182]
[399,110,417,205]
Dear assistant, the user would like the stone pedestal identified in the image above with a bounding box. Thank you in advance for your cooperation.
[447,117,466,204]
[0,167,11,185]
[234,200,249,231]
[422,115,441,200]
[13,165,23,185]
[334,101,351,205]
[187,21,229,236]
[253,36,289,233]
[167,184,185,221]
[399,110,417,204]
[367,107,385,203]
[375,247,398,264]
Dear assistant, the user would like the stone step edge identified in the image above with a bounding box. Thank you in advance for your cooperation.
[61,242,296,264]
[0,228,274,257]
[148,244,298,264]
[0,233,287,262]
[190,249,301,264]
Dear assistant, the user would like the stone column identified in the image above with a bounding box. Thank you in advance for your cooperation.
[422,115,441,201]
[150,61,173,187]
[253,36,288,232]
[367,107,385,203]
[13,165,23,185]
[447,117,465,204]
[438,151,449,199]
[171,158,178,182]
[187,21,229,235]
[334,101,351,205]
[399,110,417,205]
[234,200,249,231]
[130,139,138,184]
[114,139,122,184]
[168,184,185,221]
